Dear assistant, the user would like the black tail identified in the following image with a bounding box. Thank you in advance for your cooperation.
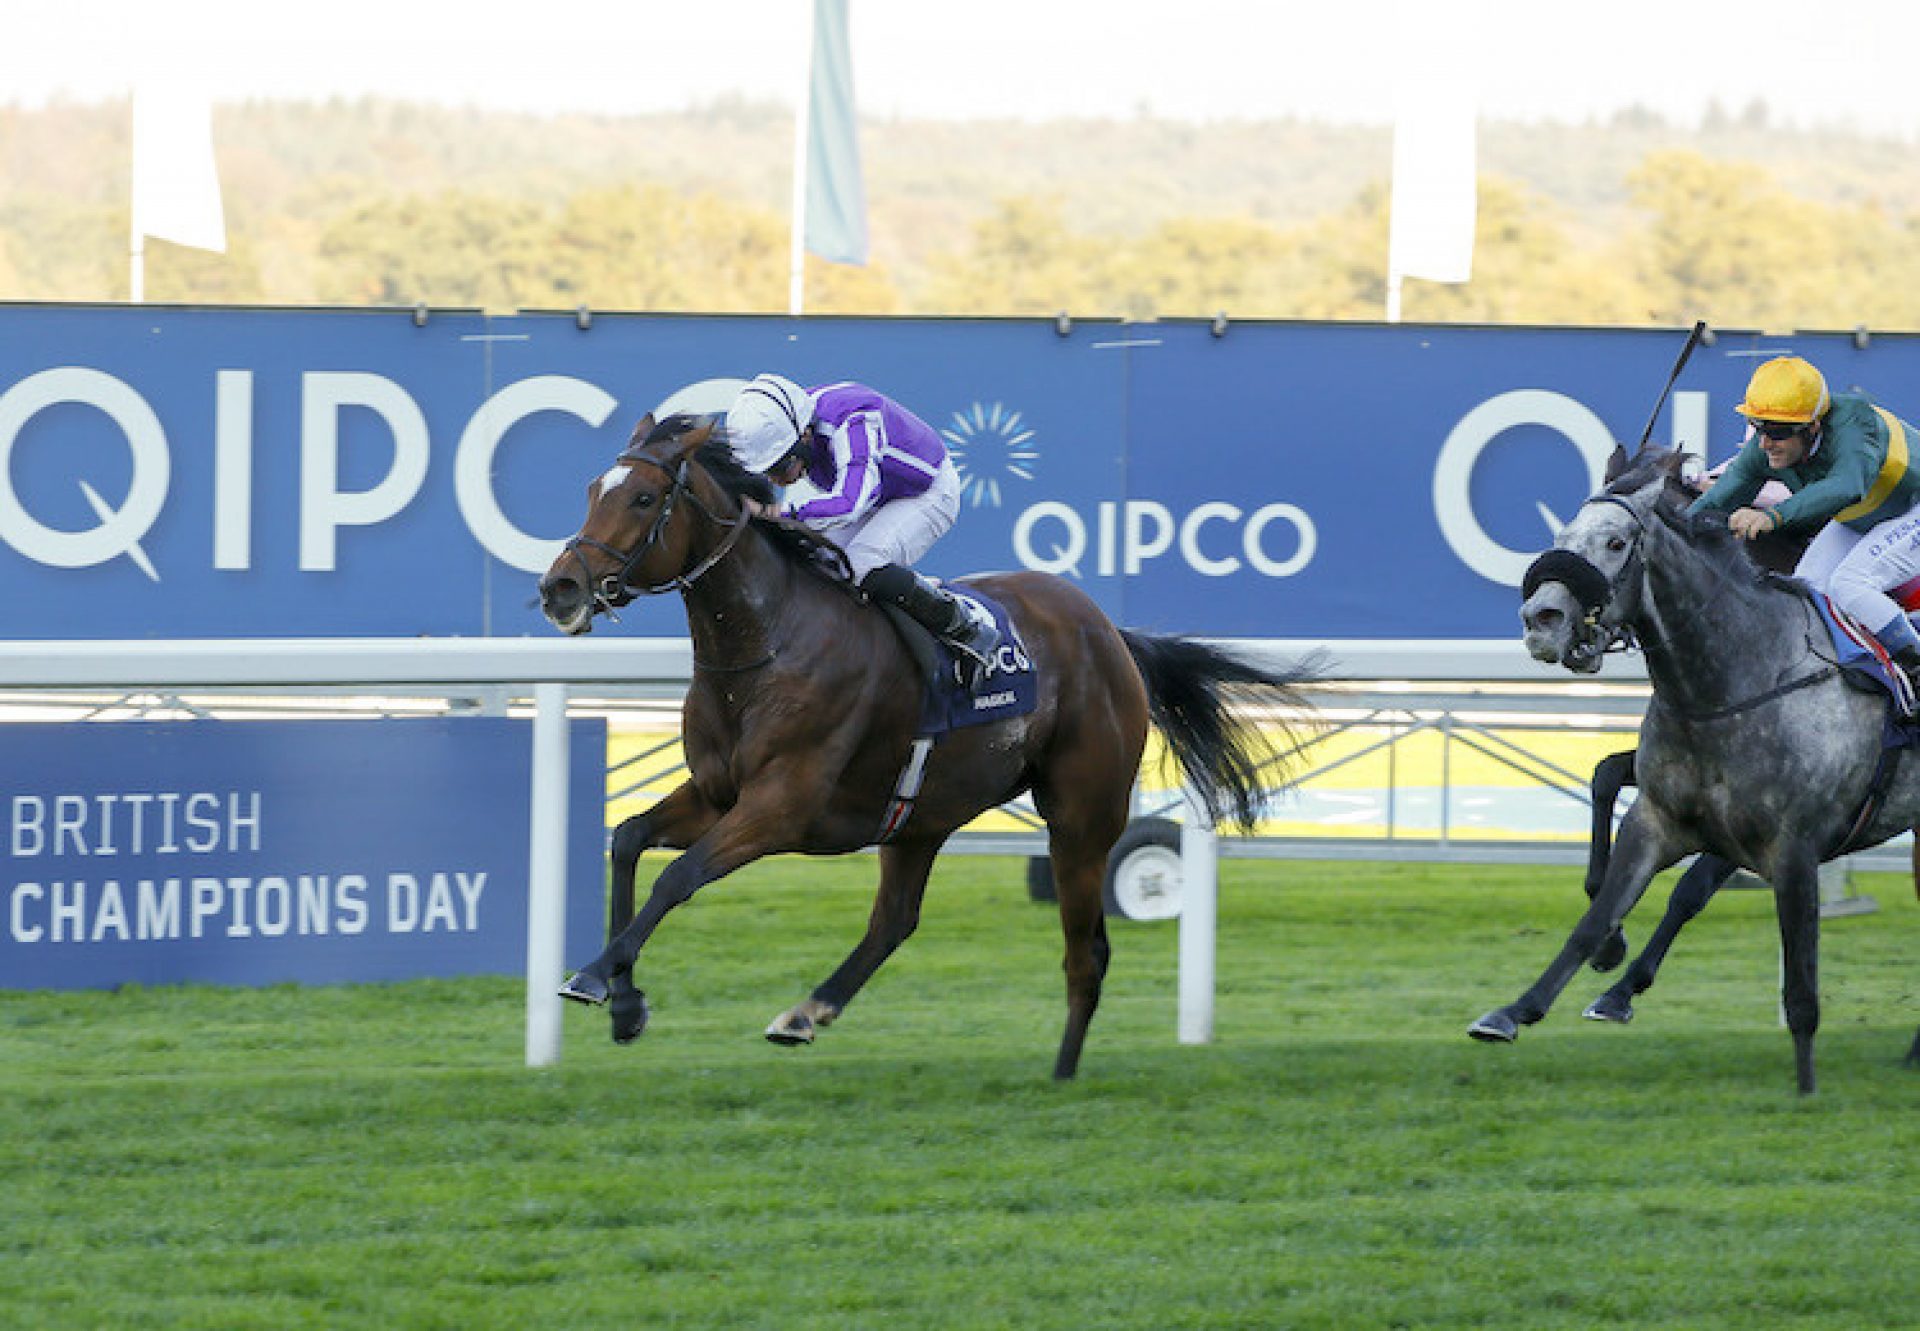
[1119,631,1324,831]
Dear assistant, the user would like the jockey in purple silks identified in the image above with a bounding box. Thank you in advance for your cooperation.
[723,372,1001,673]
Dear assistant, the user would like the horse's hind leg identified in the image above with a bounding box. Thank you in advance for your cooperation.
[1585,751,1637,972]
[1045,829,1113,1082]
[1584,853,1737,1024]
[766,837,943,1046]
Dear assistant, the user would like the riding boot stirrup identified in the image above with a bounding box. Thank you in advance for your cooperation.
[1892,645,1920,700]
[938,600,1001,673]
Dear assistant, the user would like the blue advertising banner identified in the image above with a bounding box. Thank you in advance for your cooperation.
[3,304,1916,641]
[0,716,606,991]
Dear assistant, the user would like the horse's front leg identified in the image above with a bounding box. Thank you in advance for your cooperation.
[558,790,797,1028]
[599,781,721,1043]
[1584,853,1736,1024]
[1470,802,1685,1043]
[765,836,946,1047]
[1769,848,1822,1095]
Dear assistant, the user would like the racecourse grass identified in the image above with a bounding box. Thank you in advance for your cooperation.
[3,859,1918,1330]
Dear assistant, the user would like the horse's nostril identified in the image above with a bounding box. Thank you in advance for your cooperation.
[1526,606,1564,631]
[542,577,582,611]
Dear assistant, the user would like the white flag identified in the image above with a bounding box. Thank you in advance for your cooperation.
[1386,1,1479,293]
[132,84,226,253]
[1388,76,1476,285]
[804,0,867,265]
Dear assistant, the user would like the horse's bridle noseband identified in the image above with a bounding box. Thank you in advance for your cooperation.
[562,453,752,616]
[1521,492,1650,669]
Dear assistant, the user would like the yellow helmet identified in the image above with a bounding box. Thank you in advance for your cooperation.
[1736,356,1830,424]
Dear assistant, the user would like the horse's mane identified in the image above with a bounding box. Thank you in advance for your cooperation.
[1611,445,1796,596]
[637,414,855,586]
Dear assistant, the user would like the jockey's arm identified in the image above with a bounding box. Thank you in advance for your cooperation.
[1686,444,1767,517]
[784,414,881,530]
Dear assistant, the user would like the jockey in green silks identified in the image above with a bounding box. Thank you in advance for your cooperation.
[1689,354,1920,689]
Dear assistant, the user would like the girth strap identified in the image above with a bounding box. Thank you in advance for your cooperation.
[876,737,936,844]
[1828,715,1918,857]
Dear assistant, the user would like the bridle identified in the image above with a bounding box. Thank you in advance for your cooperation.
[1522,492,1651,670]
[561,453,753,617]
[1527,489,1842,719]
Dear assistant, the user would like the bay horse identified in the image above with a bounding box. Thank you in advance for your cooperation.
[536,412,1320,1079]
[1470,445,1920,1092]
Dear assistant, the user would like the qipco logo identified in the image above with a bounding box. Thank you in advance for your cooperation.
[0,369,171,575]
[1012,499,1316,580]
[0,367,623,580]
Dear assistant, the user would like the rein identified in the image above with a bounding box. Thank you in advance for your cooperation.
[1648,664,1840,723]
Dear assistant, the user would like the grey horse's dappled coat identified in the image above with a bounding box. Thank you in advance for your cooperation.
[1473,447,1920,1092]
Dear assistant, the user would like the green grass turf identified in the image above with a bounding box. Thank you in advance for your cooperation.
[2,857,1917,1330]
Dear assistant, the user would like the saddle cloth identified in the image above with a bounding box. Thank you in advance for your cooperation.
[918,588,1038,735]
[874,587,1038,844]
[1814,593,1917,716]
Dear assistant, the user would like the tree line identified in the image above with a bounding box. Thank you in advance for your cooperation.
[2,98,1916,331]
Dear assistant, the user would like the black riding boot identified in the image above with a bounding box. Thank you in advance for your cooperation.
[1892,644,1920,699]
[861,563,1001,675]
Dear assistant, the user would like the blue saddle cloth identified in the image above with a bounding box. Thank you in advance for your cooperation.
[1812,593,1917,717]
[917,588,1037,736]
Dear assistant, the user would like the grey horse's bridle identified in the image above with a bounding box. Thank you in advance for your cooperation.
[1522,492,1650,670]
[561,454,752,617]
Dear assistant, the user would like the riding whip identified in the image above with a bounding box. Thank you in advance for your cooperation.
[1635,319,1708,452]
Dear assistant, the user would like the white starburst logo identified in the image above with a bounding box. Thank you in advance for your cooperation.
[942,402,1038,509]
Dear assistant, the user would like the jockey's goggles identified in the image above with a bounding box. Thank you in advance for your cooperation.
[1754,420,1805,441]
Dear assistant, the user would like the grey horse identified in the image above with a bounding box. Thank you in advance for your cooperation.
[1468,446,1920,1093]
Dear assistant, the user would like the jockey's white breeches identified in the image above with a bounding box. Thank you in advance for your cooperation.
[1794,511,1920,634]
[835,459,961,580]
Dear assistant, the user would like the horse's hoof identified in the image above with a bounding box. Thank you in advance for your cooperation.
[557,971,610,1006]
[1590,932,1628,973]
[1468,1010,1520,1043]
[1583,993,1634,1024]
[765,1010,816,1046]
[610,990,650,1044]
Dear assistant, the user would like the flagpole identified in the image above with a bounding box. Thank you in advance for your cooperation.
[788,1,815,317]
[129,90,144,303]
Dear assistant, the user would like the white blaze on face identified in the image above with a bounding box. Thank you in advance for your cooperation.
[600,465,631,494]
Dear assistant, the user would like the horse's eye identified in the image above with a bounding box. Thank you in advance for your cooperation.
[630,492,655,511]
[1607,536,1628,553]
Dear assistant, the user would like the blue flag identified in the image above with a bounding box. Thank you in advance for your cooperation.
[805,0,867,265]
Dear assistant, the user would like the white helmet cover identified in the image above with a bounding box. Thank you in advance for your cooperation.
[725,373,815,472]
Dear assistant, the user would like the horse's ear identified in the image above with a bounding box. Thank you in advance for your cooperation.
[627,413,658,447]
[1604,444,1630,483]
[659,413,717,463]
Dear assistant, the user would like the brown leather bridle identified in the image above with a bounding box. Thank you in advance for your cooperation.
[560,454,753,618]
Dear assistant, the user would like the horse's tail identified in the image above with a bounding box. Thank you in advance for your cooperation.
[1120,631,1324,832]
